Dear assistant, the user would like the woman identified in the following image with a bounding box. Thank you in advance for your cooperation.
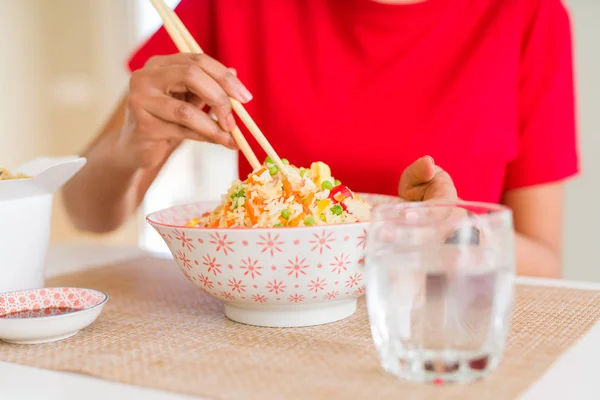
[62,0,579,278]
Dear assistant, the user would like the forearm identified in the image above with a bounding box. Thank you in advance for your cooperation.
[515,232,561,279]
[62,133,143,234]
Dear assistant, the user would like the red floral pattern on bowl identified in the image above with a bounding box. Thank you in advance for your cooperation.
[146,193,400,327]
[0,287,108,344]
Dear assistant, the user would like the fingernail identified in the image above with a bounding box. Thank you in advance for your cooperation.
[227,114,237,131]
[238,85,253,103]
[425,155,435,165]
[229,67,237,76]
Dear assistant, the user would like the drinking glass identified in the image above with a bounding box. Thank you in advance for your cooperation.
[365,202,515,384]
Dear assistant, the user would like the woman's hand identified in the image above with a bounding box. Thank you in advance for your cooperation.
[119,53,253,169]
[62,53,252,233]
[398,157,563,278]
[398,156,458,202]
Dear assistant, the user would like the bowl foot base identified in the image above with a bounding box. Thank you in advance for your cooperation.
[1,331,78,345]
[224,300,357,327]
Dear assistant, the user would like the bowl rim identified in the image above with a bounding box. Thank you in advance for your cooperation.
[144,193,400,231]
[0,287,109,321]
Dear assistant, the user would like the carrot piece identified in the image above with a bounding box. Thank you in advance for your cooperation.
[282,179,293,199]
[302,193,314,214]
[302,204,311,215]
[289,212,305,227]
[246,167,266,184]
[246,202,258,225]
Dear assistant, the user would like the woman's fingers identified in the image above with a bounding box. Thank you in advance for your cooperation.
[190,54,252,102]
[125,52,251,157]
[140,95,236,149]
[423,169,458,201]
[399,156,458,202]
[130,53,251,133]
[398,156,435,200]
[132,64,233,132]
[184,92,206,111]
[405,156,436,187]
[142,53,250,103]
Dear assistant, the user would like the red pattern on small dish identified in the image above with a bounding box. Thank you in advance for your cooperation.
[0,288,106,318]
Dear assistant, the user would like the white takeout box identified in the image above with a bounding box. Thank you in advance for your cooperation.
[0,156,86,293]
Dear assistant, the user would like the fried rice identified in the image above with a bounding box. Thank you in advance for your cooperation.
[186,158,371,228]
[0,167,29,181]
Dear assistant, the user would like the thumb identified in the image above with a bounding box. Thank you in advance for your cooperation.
[406,155,436,187]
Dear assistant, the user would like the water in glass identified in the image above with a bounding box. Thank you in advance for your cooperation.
[365,202,515,383]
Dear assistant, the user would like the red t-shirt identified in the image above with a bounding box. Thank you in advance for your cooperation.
[128,0,579,202]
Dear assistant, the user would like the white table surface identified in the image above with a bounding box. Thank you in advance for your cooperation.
[1,244,600,400]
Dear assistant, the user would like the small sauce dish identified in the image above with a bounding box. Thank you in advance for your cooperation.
[0,287,108,344]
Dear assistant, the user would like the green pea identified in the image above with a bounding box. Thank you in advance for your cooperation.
[282,158,290,165]
[321,180,333,190]
[275,223,284,227]
[319,214,326,222]
[269,165,279,175]
[265,156,274,165]
[300,169,309,178]
[230,188,245,199]
[304,215,316,226]
[281,209,291,219]
[334,179,341,186]
[331,204,343,216]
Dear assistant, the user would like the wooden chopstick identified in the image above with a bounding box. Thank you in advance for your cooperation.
[154,3,288,175]
[156,0,288,176]
[149,0,289,176]
[148,0,261,171]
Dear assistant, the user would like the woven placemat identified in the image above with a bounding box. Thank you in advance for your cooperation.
[1,256,600,400]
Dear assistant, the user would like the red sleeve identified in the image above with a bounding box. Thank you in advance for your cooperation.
[503,0,580,191]
[127,0,214,72]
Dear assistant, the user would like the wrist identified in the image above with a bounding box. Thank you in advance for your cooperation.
[79,134,143,191]
[99,133,142,176]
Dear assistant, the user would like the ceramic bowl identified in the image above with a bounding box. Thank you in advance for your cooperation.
[0,287,108,344]
[147,193,399,327]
